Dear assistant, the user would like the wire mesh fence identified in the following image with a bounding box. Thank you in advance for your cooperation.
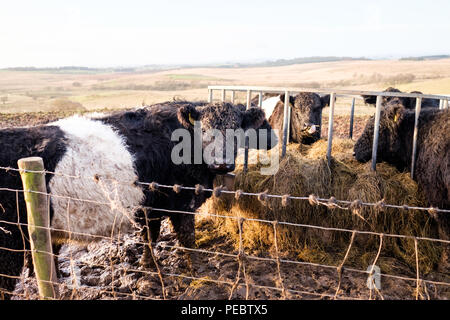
[0,165,448,300]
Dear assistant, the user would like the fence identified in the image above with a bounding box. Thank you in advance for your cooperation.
[0,160,449,300]
[207,85,450,177]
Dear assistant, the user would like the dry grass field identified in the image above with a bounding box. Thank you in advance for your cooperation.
[1,58,449,117]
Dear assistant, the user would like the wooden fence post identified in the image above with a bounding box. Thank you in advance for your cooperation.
[18,157,58,300]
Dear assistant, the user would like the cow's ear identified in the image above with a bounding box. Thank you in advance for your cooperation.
[362,95,377,105]
[320,94,332,108]
[177,105,200,128]
[407,92,423,109]
[279,94,295,106]
[242,107,266,129]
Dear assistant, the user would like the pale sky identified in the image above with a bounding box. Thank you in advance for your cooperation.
[0,0,449,68]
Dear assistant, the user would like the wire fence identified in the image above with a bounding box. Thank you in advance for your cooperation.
[0,165,449,300]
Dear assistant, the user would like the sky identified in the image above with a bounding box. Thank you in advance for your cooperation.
[0,0,449,68]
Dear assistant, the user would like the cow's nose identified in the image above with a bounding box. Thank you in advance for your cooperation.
[308,125,318,134]
[208,163,235,174]
[304,123,319,134]
[352,152,356,157]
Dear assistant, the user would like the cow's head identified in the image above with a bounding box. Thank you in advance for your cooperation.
[177,102,277,173]
[362,87,439,109]
[278,92,331,145]
[354,101,409,170]
[362,87,403,106]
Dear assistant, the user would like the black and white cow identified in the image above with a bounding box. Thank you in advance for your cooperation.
[252,92,332,145]
[0,100,275,298]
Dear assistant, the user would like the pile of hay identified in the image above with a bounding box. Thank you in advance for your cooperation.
[201,139,444,274]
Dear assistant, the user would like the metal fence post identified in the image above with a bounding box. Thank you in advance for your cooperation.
[444,100,449,109]
[221,89,226,102]
[208,89,213,103]
[439,99,443,110]
[371,96,383,171]
[244,90,252,172]
[326,93,336,166]
[18,157,59,300]
[349,97,356,139]
[281,91,290,157]
[258,91,263,107]
[231,90,235,104]
[411,97,422,179]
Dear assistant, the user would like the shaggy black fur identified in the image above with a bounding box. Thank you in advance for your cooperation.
[354,102,449,242]
[0,126,67,299]
[362,87,440,109]
[268,93,331,145]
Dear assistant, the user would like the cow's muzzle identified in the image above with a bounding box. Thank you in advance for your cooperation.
[302,123,319,135]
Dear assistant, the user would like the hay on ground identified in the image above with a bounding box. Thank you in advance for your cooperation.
[199,139,443,275]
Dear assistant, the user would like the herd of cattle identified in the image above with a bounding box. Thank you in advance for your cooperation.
[0,87,448,298]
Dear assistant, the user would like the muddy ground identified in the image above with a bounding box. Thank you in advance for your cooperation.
[3,110,449,300]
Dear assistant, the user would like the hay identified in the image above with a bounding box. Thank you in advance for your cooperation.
[201,138,443,274]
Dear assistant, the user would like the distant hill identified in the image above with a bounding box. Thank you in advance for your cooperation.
[2,55,449,73]
[1,57,370,72]
[399,55,450,61]
[214,56,370,68]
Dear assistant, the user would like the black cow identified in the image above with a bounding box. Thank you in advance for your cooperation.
[362,87,440,109]
[354,101,449,261]
[0,100,275,298]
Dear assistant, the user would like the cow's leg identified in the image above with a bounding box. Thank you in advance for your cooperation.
[139,218,161,268]
[169,212,195,248]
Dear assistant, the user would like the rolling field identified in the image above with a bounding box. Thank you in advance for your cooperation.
[1,58,449,117]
